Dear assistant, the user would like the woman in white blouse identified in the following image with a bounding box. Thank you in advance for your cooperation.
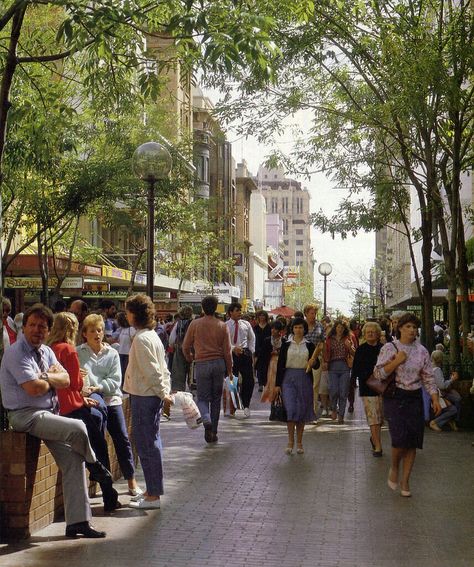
[274,317,318,455]
[124,294,173,509]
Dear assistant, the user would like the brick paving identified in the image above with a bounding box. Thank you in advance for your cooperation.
[1,389,474,567]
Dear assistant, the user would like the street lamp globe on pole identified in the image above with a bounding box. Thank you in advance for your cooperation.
[132,142,172,300]
[318,262,332,317]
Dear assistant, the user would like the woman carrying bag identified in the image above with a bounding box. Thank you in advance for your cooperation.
[374,313,441,497]
[274,317,319,455]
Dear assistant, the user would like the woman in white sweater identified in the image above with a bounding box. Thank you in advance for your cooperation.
[124,294,173,509]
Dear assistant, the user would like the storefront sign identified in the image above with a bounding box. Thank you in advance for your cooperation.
[154,292,171,299]
[83,282,110,292]
[102,265,133,281]
[5,277,83,289]
[83,290,129,298]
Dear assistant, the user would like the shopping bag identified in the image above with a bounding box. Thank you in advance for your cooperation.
[224,375,243,411]
[172,391,202,429]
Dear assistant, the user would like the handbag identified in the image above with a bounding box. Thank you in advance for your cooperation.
[269,393,287,422]
[366,343,399,398]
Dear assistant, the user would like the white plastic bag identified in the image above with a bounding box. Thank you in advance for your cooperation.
[172,391,202,429]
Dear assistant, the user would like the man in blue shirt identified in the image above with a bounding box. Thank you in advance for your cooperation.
[0,303,110,538]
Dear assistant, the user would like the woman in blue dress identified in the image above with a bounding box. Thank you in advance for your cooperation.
[274,317,318,455]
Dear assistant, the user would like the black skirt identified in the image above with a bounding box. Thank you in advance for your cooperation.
[383,388,424,449]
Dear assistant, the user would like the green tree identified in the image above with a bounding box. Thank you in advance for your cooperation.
[213,0,474,363]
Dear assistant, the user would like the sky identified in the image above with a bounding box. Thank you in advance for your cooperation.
[203,90,375,316]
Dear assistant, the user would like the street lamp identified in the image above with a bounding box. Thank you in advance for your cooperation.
[132,141,172,299]
[318,262,332,317]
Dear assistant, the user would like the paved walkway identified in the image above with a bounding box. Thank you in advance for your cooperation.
[1,391,474,567]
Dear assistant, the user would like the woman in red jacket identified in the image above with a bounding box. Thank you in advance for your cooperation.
[48,312,120,513]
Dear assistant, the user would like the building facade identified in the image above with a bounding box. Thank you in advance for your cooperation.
[257,165,314,291]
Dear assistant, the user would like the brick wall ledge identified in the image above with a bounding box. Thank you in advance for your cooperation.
[0,397,134,541]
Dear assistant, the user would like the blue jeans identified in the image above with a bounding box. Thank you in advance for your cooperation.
[194,359,226,433]
[130,395,164,496]
[328,360,351,418]
[107,404,135,480]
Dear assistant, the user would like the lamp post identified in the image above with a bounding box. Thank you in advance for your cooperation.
[318,262,332,317]
[132,142,172,299]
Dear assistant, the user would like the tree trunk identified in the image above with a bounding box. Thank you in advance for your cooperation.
[457,218,472,358]
[420,217,435,351]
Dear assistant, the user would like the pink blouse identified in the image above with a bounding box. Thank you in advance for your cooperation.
[374,339,437,395]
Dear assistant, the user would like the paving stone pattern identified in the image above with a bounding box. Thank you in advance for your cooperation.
[1,390,473,567]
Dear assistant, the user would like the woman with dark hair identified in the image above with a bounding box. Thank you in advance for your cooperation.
[274,317,318,455]
[254,310,271,392]
[374,312,441,497]
[124,294,173,509]
[323,320,355,424]
[260,320,286,404]
[114,311,136,386]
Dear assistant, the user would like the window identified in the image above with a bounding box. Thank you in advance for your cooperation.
[296,229,303,235]
[284,250,289,256]
[284,240,289,245]
[282,197,288,213]
[296,250,303,256]
[271,198,278,213]
[295,197,304,214]
[296,260,303,267]
[284,261,289,266]
[283,218,289,234]
[296,240,304,245]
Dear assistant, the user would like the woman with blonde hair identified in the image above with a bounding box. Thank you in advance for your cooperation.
[77,313,142,498]
[48,312,120,512]
[352,321,384,456]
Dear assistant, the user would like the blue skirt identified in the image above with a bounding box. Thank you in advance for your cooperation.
[383,388,424,449]
[282,368,315,423]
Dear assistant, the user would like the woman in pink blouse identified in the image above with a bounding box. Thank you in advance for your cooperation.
[375,313,441,497]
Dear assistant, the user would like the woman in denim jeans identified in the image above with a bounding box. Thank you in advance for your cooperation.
[124,294,173,509]
[323,320,355,424]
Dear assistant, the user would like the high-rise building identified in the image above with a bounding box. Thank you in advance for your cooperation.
[257,165,314,290]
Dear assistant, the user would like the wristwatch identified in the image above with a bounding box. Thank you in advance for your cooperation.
[40,372,50,382]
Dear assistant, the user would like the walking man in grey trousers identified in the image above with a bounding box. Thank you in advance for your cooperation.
[182,296,233,443]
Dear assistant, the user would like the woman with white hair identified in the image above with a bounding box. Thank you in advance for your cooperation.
[352,322,384,456]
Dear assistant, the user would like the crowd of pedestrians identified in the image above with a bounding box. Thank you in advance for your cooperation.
[0,294,472,539]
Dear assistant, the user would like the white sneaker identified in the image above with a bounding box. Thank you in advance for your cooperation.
[243,408,251,418]
[129,498,160,509]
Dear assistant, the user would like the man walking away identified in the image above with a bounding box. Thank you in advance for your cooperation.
[182,296,232,443]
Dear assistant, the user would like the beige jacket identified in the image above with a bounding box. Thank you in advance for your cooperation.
[124,328,171,399]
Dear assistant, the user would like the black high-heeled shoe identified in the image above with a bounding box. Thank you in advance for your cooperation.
[65,521,106,538]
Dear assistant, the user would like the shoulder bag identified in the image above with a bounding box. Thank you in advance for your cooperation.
[366,343,399,398]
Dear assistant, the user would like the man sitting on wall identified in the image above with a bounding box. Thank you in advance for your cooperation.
[0,303,111,538]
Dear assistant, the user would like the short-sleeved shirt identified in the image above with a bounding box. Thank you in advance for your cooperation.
[0,334,58,410]
[305,322,325,345]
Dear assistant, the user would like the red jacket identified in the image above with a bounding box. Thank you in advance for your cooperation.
[50,342,84,415]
